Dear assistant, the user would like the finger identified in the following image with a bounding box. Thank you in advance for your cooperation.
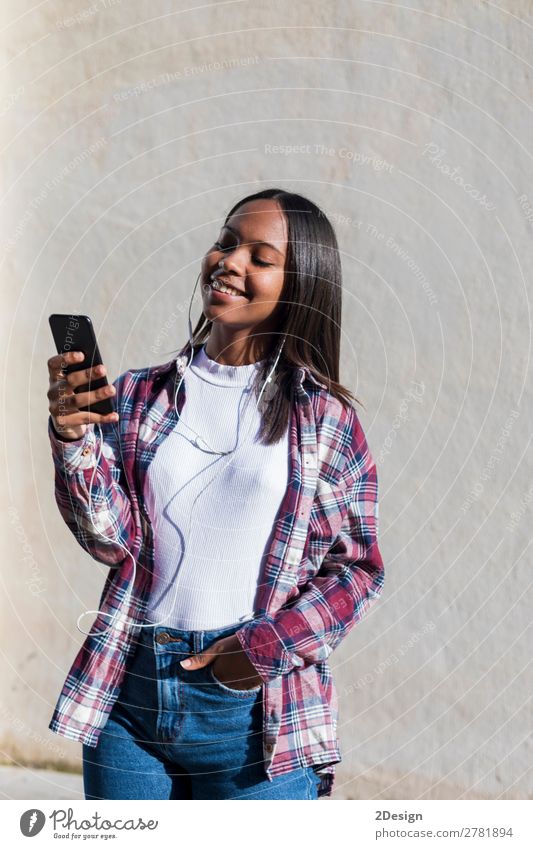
[49,391,78,419]
[65,362,109,390]
[48,379,110,413]
[65,382,116,410]
[47,378,76,403]
[180,645,221,669]
[53,409,119,427]
[48,350,85,379]
[49,377,117,421]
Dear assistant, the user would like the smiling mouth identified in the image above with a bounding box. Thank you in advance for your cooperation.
[208,276,249,298]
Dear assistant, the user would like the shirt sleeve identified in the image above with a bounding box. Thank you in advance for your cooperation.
[235,409,385,682]
[48,371,135,567]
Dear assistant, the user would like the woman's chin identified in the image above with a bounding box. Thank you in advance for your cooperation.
[201,301,252,325]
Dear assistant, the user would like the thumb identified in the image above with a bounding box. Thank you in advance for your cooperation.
[180,642,221,669]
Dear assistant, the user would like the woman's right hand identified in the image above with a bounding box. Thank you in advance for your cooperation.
[47,350,119,441]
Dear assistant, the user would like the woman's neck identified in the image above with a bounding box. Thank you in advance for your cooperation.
[204,330,272,366]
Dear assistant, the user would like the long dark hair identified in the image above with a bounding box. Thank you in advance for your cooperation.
[188,187,361,445]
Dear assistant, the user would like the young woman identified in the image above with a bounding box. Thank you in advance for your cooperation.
[46,188,384,800]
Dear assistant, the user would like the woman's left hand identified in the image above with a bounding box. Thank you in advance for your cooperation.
[179,634,263,690]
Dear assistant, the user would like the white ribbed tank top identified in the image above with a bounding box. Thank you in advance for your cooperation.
[143,343,290,630]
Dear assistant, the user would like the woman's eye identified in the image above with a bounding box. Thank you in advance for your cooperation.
[213,241,272,266]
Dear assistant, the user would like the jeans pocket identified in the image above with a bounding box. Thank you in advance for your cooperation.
[208,663,262,698]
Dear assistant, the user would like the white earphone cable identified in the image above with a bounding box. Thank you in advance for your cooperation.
[75,272,286,638]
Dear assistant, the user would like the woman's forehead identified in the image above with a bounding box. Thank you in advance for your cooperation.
[226,199,287,244]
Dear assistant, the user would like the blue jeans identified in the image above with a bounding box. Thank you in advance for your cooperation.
[82,622,321,800]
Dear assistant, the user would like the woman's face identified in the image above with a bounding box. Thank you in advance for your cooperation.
[200,199,288,335]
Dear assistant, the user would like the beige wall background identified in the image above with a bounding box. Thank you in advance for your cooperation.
[1,0,532,800]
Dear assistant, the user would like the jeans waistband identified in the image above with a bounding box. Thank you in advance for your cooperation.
[133,620,249,654]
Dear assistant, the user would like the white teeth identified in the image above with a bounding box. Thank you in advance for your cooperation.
[210,277,244,297]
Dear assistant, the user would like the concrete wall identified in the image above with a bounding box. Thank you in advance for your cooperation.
[1,0,532,799]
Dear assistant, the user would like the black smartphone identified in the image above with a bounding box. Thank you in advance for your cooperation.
[48,314,115,416]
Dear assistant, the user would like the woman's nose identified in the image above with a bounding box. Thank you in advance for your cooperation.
[217,247,246,275]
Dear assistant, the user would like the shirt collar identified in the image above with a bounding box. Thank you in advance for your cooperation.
[148,341,328,390]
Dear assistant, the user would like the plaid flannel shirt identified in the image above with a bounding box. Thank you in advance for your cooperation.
[47,339,384,798]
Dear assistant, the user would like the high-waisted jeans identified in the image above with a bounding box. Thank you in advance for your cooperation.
[82,622,321,800]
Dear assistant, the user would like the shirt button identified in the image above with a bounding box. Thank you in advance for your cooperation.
[82,447,91,456]
[156,633,170,644]
[265,743,274,753]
